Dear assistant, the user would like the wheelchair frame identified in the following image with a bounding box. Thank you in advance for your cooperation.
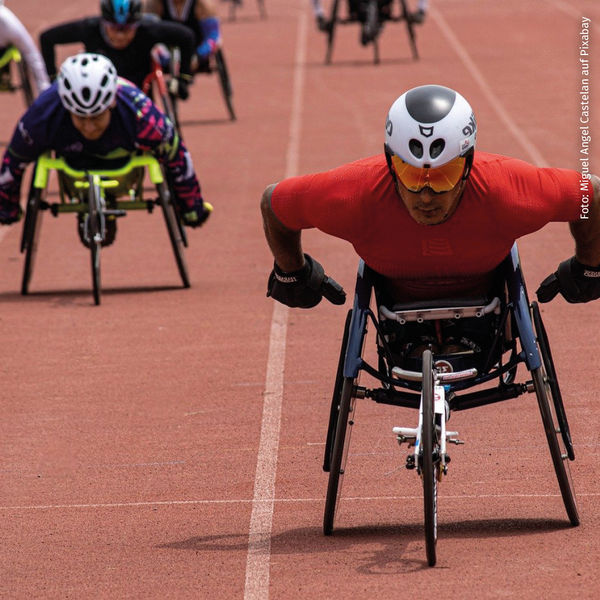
[0,45,34,107]
[324,0,419,65]
[323,244,579,566]
[20,153,190,305]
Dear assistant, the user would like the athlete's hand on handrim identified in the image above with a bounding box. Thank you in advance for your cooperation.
[267,254,346,309]
[536,256,600,303]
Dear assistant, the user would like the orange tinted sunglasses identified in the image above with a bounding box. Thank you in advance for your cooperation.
[391,154,466,193]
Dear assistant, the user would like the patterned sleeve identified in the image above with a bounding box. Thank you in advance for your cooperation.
[0,102,50,204]
[130,87,203,210]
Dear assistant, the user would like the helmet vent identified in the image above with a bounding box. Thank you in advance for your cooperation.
[430,139,445,159]
[82,87,91,102]
[409,139,423,159]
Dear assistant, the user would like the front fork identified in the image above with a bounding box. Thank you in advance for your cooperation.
[393,384,463,478]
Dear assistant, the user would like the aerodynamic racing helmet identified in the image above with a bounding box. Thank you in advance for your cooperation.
[58,53,118,117]
[101,0,142,25]
[384,84,477,194]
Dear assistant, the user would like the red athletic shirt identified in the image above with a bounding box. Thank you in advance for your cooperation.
[270,152,589,300]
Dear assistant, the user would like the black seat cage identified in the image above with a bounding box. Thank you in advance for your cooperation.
[343,243,543,414]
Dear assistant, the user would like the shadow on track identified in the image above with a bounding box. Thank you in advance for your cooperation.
[0,285,186,305]
[157,518,570,572]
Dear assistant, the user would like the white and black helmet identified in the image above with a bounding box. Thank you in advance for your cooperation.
[385,84,476,172]
[58,53,118,117]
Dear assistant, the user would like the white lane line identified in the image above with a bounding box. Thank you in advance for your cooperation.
[543,0,600,34]
[243,7,308,600]
[3,491,600,511]
[430,7,549,167]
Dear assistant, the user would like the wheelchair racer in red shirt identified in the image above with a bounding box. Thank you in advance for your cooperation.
[261,84,600,320]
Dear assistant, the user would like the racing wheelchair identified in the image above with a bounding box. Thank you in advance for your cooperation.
[323,0,419,64]
[323,244,578,567]
[0,45,34,107]
[20,152,189,305]
[146,42,236,125]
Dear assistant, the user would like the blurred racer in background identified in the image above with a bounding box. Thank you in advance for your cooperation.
[39,0,195,99]
[0,0,49,96]
[0,53,212,241]
[144,0,222,73]
[312,0,428,43]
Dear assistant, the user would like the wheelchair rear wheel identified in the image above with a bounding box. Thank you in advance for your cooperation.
[157,181,190,288]
[531,366,579,526]
[323,309,353,473]
[21,186,45,295]
[420,349,438,567]
[323,374,358,535]
[214,49,235,121]
[17,59,34,107]
[325,0,341,65]
[531,302,574,459]
[399,0,419,60]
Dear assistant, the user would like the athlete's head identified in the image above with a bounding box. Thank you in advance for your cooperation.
[384,85,477,225]
[58,53,118,140]
[101,0,141,48]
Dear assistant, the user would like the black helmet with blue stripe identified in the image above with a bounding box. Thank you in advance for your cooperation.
[101,0,142,25]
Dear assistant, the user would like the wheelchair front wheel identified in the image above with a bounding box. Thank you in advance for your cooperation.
[531,366,579,526]
[420,349,438,567]
[88,180,103,306]
[323,375,358,535]
[157,181,190,288]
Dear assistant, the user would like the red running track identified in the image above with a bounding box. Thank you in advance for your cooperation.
[0,0,599,597]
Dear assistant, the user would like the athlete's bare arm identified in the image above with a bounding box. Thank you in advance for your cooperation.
[570,174,600,266]
[195,0,218,19]
[261,184,306,272]
[144,0,164,16]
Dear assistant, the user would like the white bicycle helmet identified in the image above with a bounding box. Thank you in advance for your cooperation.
[384,85,476,189]
[58,53,118,117]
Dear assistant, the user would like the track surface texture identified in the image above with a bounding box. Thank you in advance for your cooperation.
[1,0,599,598]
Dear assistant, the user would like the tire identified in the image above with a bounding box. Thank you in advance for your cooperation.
[325,0,340,64]
[323,376,357,535]
[167,178,188,248]
[323,310,353,473]
[157,181,190,288]
[531,302,574,459]
[88,181,102,306]
[21,188,44,295]
[400,0,420,60]
[420,349,438,567]
[17,59,34,107]
[214,49,236,121]
[532,366,579,526]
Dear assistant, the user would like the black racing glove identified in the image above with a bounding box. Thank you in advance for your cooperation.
[182,201,212,228]
[536,256,600,304]
[169,75,190,100]
[0,202,22,225]
[267,254,346,309]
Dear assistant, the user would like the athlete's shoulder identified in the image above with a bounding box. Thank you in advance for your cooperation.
[116,78,150,105]
[11,84,67,152]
